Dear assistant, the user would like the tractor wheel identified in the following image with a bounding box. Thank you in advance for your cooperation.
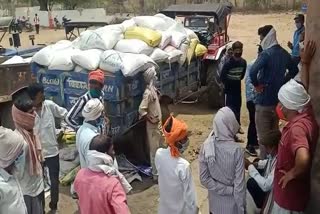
[206,63,225,109]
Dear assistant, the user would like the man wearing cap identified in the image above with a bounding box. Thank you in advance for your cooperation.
[155,116,198,214]
[245,129,281,213]
[288,14,305,67]
[0,127,28,214]
[66,69,108,134]
[250,25,298,158]
[76,98,105,168]
[272,40,319,213]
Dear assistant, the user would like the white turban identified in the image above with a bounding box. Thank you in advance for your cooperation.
[82,98,104,122]
[0,127,24,168]
[278,79,311,113]
[143,66,157,84]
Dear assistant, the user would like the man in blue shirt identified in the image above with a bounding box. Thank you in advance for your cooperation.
[250,25,298,158]
[288,14,305,66]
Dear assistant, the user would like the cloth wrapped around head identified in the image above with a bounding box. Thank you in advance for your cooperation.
[260,27,278,50]
[89,69,105,85]
[0,127,24,168]
[201,107,239,161]
[82,98,104,122]
[12,105,42,175]
[163,116,188,158]
[278,79,310,113]
[259,129,281,146]
[143,66,157,84]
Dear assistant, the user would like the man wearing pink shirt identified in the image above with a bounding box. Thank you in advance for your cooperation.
[74,135,131,214]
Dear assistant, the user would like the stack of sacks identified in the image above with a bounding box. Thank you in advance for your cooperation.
[32,14,204,76]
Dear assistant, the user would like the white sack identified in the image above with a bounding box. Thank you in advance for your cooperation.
[150,48,169,62]
[48,48,76,71]
[179,43,189,65]
[164,46,183,63]
[100,50,123,73]
[154,14,176,29]
[71,49,103,71]
[2,56,25,65]
[133,16,167,31]
[32,42,72,66]
[158,31,172,49]
[121,19,136,31]
[74,65,85,72]
[78,26,123,50]
[167,23,188,48]
[100,50,157,76]
[114,39,153,55]
[185,28,199,41]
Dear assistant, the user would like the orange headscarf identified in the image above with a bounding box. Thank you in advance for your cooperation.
[89,69,105,85]
[163,116,188,158]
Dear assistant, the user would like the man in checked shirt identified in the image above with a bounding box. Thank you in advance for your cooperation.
[65,69,109,134]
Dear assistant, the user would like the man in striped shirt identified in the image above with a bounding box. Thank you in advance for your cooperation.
[65,70,107,134]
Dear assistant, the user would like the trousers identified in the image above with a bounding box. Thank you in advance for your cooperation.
[24,191,45,214]
[44,154,60,209]
[146,122,162,177]
[246,101,258,147]
[225,92,242,125]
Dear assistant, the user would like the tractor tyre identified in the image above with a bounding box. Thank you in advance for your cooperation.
[206,63,225,109]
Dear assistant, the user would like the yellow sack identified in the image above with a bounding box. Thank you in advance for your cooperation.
[62,132,76,145]
[60,166,80,186]
[125,26,162,47]
[195,44,208,57]
[187,39,199,64]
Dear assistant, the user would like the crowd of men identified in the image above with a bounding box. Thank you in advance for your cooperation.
[0,12,319,214]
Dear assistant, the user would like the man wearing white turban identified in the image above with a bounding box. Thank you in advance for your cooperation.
[139,67,163,181]
[76,98,104,168]
[0,126,28,214]
[272,41,319,214]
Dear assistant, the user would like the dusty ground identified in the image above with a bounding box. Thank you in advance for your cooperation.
[1,12,297,213]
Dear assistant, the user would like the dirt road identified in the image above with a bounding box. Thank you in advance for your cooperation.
[2,12,297,213]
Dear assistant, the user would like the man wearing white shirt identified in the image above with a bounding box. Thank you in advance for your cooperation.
[245,129,281,213]
[28,83,68,212]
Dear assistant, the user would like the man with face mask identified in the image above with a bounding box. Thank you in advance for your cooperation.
[76,98,105,168]
[288,14,305,67]
[272,43,319,213]
[74,134,131,214]
[66,69,107,134]
[0,127,27,214]
[27,83,67,212]
[250,25,298,159]
[220,41,247,135]
[155,116,198,214]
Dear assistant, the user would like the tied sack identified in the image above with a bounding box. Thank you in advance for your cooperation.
[121,53,158,77]
[71,49,103,71]
[195,44,208,57]
[158,31,172,50]
[133,16,167,31]
[125,27,162,47]
[78,25,123,50]
[187,39,199,64]
[164,46,183,63]
[150,48,169,63]
[167,23,188,48]
[48,48,77,71]
[154,14,176,29]
[32,41,72,66]
[100,50,123,73]
[114,39,153,55]
[185,28,199,41]
[121,19,136,31]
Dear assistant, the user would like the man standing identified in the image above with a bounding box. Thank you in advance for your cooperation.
[0,127,28,214]
[288,14,305,66]
[272,41,319,214]
[220,41,247,132]
[66,69,107,134]
[74,135,131,214]
[250,25,298,158]
[28,83,67,212]
[12,97,44,214]
[156,116,198,214]
[34,14,40,34]
[76,98,104,168]
[139,67,163,181]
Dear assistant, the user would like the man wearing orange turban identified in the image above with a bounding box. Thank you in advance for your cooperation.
[155,116,199,214]
[65,69,109,135]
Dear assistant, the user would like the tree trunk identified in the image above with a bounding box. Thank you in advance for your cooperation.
[38,0,48,11]
[306,0,320,213]
[139,0,145,15]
